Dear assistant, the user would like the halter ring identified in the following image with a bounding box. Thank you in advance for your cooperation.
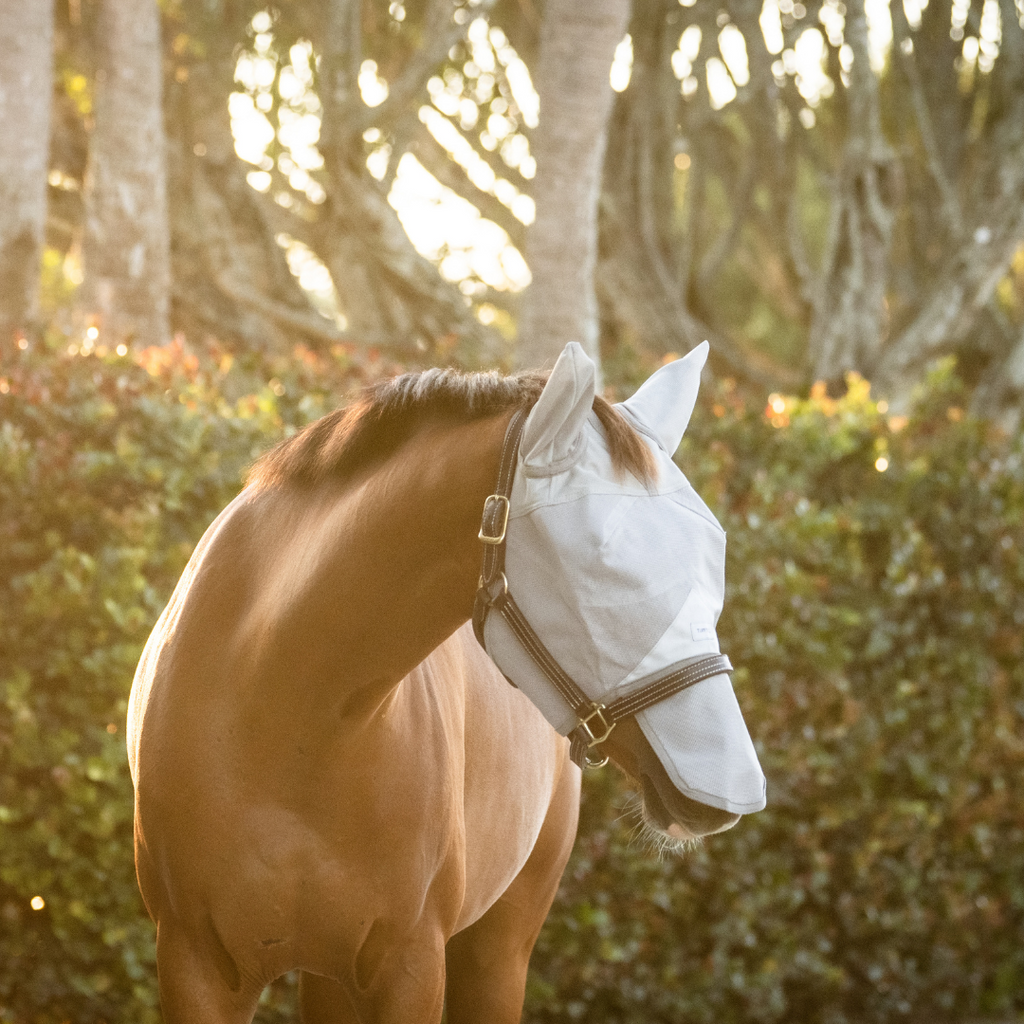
[477,571,508,604]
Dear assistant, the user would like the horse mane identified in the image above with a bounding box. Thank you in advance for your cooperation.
[247,366,656,490]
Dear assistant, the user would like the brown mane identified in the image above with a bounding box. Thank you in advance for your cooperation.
[247,366,655,490]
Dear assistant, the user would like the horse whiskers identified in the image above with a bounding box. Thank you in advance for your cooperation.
[645,827,703,860]
[612,790,645,826]
[613,791,649,849]
[612,790,701,860]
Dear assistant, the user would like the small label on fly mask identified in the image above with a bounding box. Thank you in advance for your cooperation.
[690,623,715,641]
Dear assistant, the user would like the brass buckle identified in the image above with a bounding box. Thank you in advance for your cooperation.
[478,494,510,545]
[577,703,616,748]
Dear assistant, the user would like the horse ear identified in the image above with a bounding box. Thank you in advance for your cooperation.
[521,342,597,471]
[618,341,709,454]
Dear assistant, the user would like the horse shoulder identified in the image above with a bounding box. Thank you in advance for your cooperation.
[435,624,580,932]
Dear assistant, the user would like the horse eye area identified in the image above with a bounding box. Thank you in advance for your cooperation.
[640,773,740,839]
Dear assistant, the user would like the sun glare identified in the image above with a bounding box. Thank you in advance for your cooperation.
[706,57,737,109]
[231,11,537,312]
[610,34,634,92]
[388,154,530,293]
[719,25,750,86]
[358,60,390,107]
[229,1,903,318]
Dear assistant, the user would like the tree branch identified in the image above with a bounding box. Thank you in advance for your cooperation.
[697,149,757,297]
[407,122,526,245]
[891,4,962,238]
[875,189,1024,401]
[205,273,345,348]
[360,0,500,136]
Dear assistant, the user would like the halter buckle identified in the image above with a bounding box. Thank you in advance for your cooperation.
[478,494,510,545]
[577,703,616,747]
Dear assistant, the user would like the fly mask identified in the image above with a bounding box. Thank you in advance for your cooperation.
[473,342,766,816]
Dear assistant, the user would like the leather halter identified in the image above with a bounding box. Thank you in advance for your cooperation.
[472,408,734,769]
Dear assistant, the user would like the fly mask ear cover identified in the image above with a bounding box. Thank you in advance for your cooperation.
[482,342,766,815]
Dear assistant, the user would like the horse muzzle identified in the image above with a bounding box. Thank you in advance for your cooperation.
[603,717,741,840]
[640,770,740,839]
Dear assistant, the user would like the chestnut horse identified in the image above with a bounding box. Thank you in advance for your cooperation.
[128,343,763,1023]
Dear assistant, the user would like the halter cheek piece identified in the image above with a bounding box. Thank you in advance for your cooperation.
[472,408,734,770]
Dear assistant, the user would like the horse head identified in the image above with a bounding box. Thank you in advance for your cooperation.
[478,342,765,844]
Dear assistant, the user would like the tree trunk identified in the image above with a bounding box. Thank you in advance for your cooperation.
[312,0,503,366]
[80,0,170,349]
[517,0,633,373]
[806,0,895,388]
[594,0,782,389]
[163,4,336,356]
[0,0,54,357]
[874,185,1024,405]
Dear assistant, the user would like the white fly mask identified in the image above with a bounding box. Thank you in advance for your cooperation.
[478,341,766,816]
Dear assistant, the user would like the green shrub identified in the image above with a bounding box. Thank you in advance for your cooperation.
[527,366,1024,1023]
[1,341,1022,1023]
[0,335,372,1022]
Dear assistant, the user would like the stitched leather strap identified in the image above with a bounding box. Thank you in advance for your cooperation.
[567,653,733,768]
[488,588,593,715]
[472,408,527,647]
[493,587,732,765]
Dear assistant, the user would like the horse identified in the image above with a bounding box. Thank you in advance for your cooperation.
[127,340,765,1023]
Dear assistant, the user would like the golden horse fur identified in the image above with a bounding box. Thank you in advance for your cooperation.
[127,369,722,1023]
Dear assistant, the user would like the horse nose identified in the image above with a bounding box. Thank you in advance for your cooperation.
[642,774,740,838]
[669,791,740,837]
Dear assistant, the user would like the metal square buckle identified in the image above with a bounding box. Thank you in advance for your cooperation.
[478,494,510,545]
[577,703,616,747]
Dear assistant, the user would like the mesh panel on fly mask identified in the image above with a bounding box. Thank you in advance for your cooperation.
[482,342,766,816]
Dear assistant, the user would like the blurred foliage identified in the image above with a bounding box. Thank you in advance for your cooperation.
[530,363,1024,1023]
[0,333,399,1022]
[1,338,1023,1021]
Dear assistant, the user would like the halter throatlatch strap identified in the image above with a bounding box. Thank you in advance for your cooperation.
[472,409,734,769]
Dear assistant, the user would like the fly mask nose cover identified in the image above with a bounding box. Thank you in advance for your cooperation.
[481,342,766,815]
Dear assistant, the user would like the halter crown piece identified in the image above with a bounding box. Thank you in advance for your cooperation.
[473,407,734,770]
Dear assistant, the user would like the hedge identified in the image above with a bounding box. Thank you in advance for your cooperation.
[1,339,1022,1023]
[0,335,377,1023]
[530,367,1024,1024]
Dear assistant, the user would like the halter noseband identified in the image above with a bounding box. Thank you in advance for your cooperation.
[472,408,734,770]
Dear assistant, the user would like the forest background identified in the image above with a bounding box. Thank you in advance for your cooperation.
[1,0,1024,1021]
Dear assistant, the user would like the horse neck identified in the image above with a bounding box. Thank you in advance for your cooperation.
[255,412,512,700]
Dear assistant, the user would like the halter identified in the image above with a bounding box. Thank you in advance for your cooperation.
[473,408,734,770]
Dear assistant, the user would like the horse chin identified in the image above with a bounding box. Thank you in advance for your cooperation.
[639,770,740,845]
